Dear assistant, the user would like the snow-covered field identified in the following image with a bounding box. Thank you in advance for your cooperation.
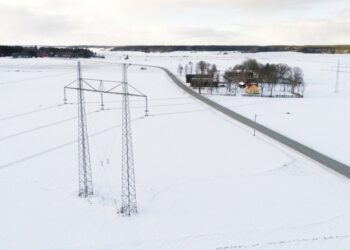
[108,50,350,166]
[1,52,350,249]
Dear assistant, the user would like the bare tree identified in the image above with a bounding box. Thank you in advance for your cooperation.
[224,68,240,96]
[242,59,260,72]
[189,61,193,74]
[274,64,291,96]
[259,63,277,96]
[178,64,184,75]
[208,64,218,76]
[276,64,291,82]
[291,67,304,96]
[197,61,210,74]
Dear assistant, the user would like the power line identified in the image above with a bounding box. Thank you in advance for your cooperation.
[0,104,65,122]
[0,97,190,123]
[0,109,99,142]
[0,93,283,142]
[0,71,76,86]
[0,102,196,141]
[0,116,145,171]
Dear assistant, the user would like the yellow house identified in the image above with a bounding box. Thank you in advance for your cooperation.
[244,84,260,94]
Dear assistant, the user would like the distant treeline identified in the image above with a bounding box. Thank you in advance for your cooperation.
[0,46,98,58]
[111,45,350,54]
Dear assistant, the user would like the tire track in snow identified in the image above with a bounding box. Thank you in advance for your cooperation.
[216,234,350,249]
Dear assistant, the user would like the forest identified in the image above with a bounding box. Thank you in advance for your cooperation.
[111,45,350,54]
[0,46,97,58]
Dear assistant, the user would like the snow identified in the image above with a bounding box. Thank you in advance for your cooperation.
[108,51,350,166]
[1,52,350,249]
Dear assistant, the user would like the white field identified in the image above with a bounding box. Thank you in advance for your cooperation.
[108,50,350,166]
[0,52,350,249]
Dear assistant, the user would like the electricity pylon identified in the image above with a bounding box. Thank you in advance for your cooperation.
[120,64,137,215]
[77,62,93,197]
[64,62,148,215]
[329,61,350,93]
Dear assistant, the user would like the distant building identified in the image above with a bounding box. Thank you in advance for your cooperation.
[186,74,218,88]
[225,70,258,87]
[185,74,209,83]
[190,78,217,88]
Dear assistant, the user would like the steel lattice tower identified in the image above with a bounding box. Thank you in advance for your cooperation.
[120,64,137,215]
[77,62,93,197]
[65,62,146,210]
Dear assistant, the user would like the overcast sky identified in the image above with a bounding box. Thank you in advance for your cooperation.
[0,0,349,45]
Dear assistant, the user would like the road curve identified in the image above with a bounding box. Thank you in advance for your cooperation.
[157,67,350,179]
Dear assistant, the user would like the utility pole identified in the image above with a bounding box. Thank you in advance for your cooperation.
[77,62,93,197]
[120,64,137,216]
[99,80,105,110]
[335,60,340,93]
[327,61,350,93]
[253,114,257,136]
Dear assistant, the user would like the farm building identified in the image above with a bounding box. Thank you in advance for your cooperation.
[190,78,218,88]
[186,74,210,83]
[186,74,218,88]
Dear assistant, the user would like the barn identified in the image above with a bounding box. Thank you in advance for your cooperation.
[190,78,218,88]
[186,74,218,88]
[186,74,210,83]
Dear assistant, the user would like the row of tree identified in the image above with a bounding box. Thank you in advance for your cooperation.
[185,59,304,97]
[224,59,304,86]
[223,59,304,97]
[112,45,350,54]
[0,46,98,58]
[196,61,218,77]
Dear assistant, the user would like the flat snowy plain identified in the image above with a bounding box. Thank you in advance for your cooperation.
[110,50,350,166]
[1,51,350,249]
